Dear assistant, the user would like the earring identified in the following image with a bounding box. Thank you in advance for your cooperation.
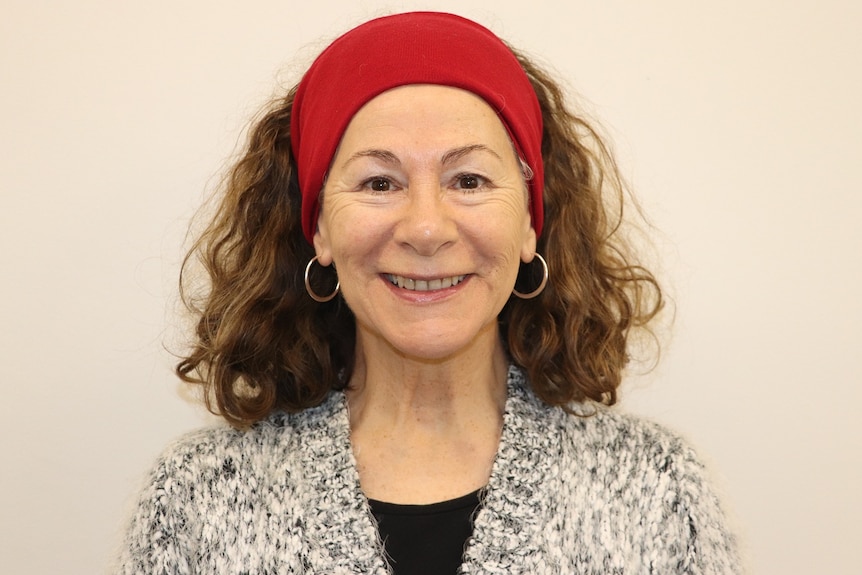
[512,253,548,299]
[304,256,340,302]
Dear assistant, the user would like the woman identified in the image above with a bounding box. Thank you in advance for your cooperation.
[117,11,742,574]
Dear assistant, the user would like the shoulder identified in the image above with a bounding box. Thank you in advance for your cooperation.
[565,407,702,471]
[511,368,742,569]
[146,393,343,490]
[555,408,743,572]
[554,405,724,512]
[155,411,292,470]
[165,390,342,452]
[114,400,345,574]
[509,365,701,470]
[508,365,711,481]
[115,395,347,573]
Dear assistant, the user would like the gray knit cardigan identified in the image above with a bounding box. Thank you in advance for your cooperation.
[116,367,742,574]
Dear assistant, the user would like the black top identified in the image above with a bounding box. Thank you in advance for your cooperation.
[368,489,483,575]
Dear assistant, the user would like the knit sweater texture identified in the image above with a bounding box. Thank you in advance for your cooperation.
[116,366,742,574]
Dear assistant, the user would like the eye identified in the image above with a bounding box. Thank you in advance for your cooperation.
[454,173,485,190]
[362,177,393,192]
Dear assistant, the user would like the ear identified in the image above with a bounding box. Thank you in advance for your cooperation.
[520,219,538,264]
[312,214,334,266]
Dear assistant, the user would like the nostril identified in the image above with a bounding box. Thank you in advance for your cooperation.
[393,199,458,255]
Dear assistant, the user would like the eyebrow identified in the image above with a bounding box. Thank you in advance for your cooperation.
[344,149,401,167]
[343,144,502,168]
[441,144,502,165]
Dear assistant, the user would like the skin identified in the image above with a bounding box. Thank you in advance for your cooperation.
[314,85,537,503]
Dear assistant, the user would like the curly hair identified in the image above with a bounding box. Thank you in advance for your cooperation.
[177,48,662,427]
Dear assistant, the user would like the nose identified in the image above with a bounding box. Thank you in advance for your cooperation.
[392,181,458,256]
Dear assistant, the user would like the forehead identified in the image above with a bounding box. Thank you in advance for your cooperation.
[337,84,513,150]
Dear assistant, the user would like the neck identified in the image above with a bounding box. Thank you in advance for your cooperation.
[345,325,509,503]
[346,326,509,430]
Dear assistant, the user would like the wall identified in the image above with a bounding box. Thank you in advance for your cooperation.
[2,1,859,573]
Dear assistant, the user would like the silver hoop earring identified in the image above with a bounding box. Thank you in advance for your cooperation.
[512,253,549,299]
[304,256,340,302]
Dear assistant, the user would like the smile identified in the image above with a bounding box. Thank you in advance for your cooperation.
[385,274,467,291]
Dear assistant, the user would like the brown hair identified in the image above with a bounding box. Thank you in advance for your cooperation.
[177,48,662,427]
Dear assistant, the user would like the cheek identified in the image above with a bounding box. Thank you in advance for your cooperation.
[326,211,390,270]
[467,228,527,283]
[321,199,373,250]
[471,199,530,246]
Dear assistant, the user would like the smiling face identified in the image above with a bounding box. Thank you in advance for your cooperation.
[314,85,537,362]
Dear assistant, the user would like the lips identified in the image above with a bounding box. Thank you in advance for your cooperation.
[385,274,467,291]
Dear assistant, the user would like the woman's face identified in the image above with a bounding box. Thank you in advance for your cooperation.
[314,85,536,361]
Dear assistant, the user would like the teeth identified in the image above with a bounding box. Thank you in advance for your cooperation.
[387,274,466,291]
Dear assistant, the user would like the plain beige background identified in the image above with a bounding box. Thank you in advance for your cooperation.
[2,1,860,573]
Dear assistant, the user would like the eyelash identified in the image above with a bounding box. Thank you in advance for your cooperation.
[360,177,398,193]
[452,173,488,191]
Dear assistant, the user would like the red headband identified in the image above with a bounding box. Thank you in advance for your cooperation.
[290,11,545,244]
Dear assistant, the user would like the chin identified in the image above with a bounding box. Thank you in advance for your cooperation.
[383,321,499,363]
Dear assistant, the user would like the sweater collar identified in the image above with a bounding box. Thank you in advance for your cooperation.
[294,389,390,574]
[460,365,560,573]
[293,364,559,574]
